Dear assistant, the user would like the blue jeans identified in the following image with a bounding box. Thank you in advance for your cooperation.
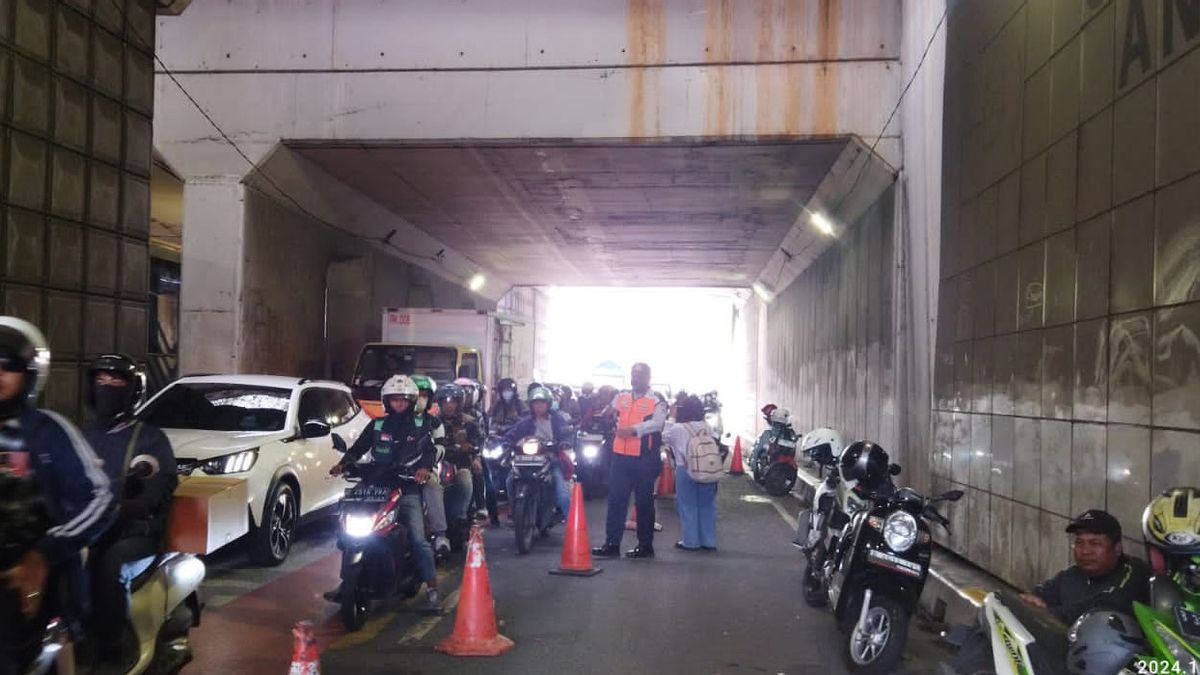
[444,468,473,522]
[396,493,437,583]
[675,466,718,549]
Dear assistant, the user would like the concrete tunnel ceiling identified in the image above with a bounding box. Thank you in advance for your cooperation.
[292,139,848,287]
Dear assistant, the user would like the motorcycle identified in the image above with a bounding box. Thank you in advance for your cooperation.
[18,458,206,675]
[434,457,471,558]
[794,430,863,554]
[481,431,511,505]
[702,392,729,462]
[574,416,614,499]
[507,437,566,555]
[332,461,424,631]
[803,455,962,674]
[750,412,800,496]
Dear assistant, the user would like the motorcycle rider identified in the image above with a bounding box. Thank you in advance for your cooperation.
[0,317,113,674]
[557,386,580,422]
[436,384,482,527]
[488,378,525,430]
[577,382,596,421]
[329,375,440,611]
[410,375,451,559]
[501,386,572,520]
[81,354,177,673]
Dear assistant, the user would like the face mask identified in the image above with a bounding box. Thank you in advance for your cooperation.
[93,385,132,421]
[502,390,514,402]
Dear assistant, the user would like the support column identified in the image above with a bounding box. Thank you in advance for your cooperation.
[179,177,246,375]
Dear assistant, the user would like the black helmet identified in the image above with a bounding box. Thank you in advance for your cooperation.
[85,353,145,421]
[498,378,517,392]
[437,383,465,405]
[839,441,891,490]
[0,317,51,406]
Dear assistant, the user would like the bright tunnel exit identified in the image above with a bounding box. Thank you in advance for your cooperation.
[540,286,740,402]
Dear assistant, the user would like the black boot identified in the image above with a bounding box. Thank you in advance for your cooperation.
[591,543,620,558]
[626,544,655,559]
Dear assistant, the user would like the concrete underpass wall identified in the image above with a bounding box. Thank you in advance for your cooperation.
[760,186,903,469]
[936,0,1200,590]
[240,188,488,380]
[1,0,157,419]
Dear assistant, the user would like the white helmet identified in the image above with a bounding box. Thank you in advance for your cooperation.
[800,427,843,466]
[0,316,51,402]
[380,374,419,400]
[768,407,792,426]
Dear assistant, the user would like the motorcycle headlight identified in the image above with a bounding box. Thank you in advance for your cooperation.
[483,444,504,460]
[883,512,919,553]
[200,449,259,475]
[1152,621,1200,671]
[522,439,540,456]
[582,444,599,459]
[343,513,376,538]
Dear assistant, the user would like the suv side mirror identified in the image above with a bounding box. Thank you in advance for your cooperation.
[301,419,332,439]
[889,463,902,476]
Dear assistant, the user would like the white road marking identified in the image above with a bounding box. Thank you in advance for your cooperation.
[397,587,462,645]
[770,498,799,531]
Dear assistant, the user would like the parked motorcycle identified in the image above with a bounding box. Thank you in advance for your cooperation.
[332,461,424,631]
[750,406,800,496]
[507,436,565,554]
[802,440,962,674]
[702,391,729,462]
[574,416,614,499]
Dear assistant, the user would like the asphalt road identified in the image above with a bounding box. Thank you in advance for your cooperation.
[183,474,955,674]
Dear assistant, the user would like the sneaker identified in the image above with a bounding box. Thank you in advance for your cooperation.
[434,535,451,556]
[322,584,344,603]
[423,587,441,613]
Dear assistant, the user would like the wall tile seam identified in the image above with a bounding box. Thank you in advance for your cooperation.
[929,477,1075,518]
[953,1,1028,62]
[929,408,1200,437]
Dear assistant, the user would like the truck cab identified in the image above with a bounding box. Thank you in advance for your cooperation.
[351,343,482,418]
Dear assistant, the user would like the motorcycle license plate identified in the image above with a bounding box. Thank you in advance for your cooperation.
[866,549,923,578]
[513,455,548,467]
[344,485,391,503]
[1175,605,1200,641]
[579,433,604,442]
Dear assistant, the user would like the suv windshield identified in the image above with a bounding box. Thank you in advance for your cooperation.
[140,383,292,432]
[353,345,457,398]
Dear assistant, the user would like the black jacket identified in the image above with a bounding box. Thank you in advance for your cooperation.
[440,412,484,470]
[488,399,526,428]
[1034,555,1150,624]
[342,410,437,492]
[84,420,177,542]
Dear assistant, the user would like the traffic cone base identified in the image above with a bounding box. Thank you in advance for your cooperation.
[288,621,320,675]
[551,482,603,577]
[434,526,515,657]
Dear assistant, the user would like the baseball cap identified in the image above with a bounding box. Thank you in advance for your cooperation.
[1066,509,1122,538]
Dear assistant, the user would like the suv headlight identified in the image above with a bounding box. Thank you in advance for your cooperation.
[201,449,259,474]
[883,512,918,553]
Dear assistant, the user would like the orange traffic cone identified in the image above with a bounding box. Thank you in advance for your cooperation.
[550,482,603,577]
[288,621,320,675]
[657,460,676,497]
[728,437,745,475]
[435,526,515,657]
[625,504,664,532]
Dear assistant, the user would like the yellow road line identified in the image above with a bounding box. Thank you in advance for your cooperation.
[327,568,454,650]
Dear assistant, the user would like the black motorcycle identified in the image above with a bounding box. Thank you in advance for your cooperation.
[482,428,511,505]
[507,436,565,554]
[802,455,961,673]
[574,416,613,499]
[751,422,800,496]
[333,461,423,631]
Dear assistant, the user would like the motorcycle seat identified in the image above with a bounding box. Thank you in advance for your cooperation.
[129,552,180,593]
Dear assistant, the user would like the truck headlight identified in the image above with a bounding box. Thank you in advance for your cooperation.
[200,449,259,475]
[343,514,376,538]
[883,512,918,553]
[522,439,541,456]
[582,444,599,460]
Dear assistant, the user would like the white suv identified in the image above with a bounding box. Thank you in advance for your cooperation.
[138,374,370,564]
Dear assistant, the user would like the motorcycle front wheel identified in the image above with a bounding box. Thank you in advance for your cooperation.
[341,568,370,632]
[843,593,909,675]
[513,495,536,554]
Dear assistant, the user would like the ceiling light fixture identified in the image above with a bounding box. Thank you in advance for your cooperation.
[809,211,836,236]
[468,273,486,292]
[751,281,775,304]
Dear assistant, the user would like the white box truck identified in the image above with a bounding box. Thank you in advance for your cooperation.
[350,308,528,418]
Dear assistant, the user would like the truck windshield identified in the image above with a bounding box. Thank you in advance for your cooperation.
[139,383,292,432]
[353,345,458,395]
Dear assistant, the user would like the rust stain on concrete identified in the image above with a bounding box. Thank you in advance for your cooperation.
[754,0,778,135]
[782,0,807,135]
[627,0,666,138]
[704,0,735,136]
[813,0,841,135]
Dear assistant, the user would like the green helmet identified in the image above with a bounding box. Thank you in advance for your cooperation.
[528,386,553,403]
[410,374,437,395]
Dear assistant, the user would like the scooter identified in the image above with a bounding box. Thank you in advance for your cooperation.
[804,464,962,674]
[332,461,423,631]
[21,458,206,675]
[750,418,800,496]
[574,417,613,499]
[794,434,867,554]
[702,392,728,462]
[507,437,565,555]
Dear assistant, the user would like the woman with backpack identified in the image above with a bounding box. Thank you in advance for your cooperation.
[664,395,720,551]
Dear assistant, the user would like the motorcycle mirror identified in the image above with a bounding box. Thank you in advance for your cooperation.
[889,463,902,476]
[332,433,348,453]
